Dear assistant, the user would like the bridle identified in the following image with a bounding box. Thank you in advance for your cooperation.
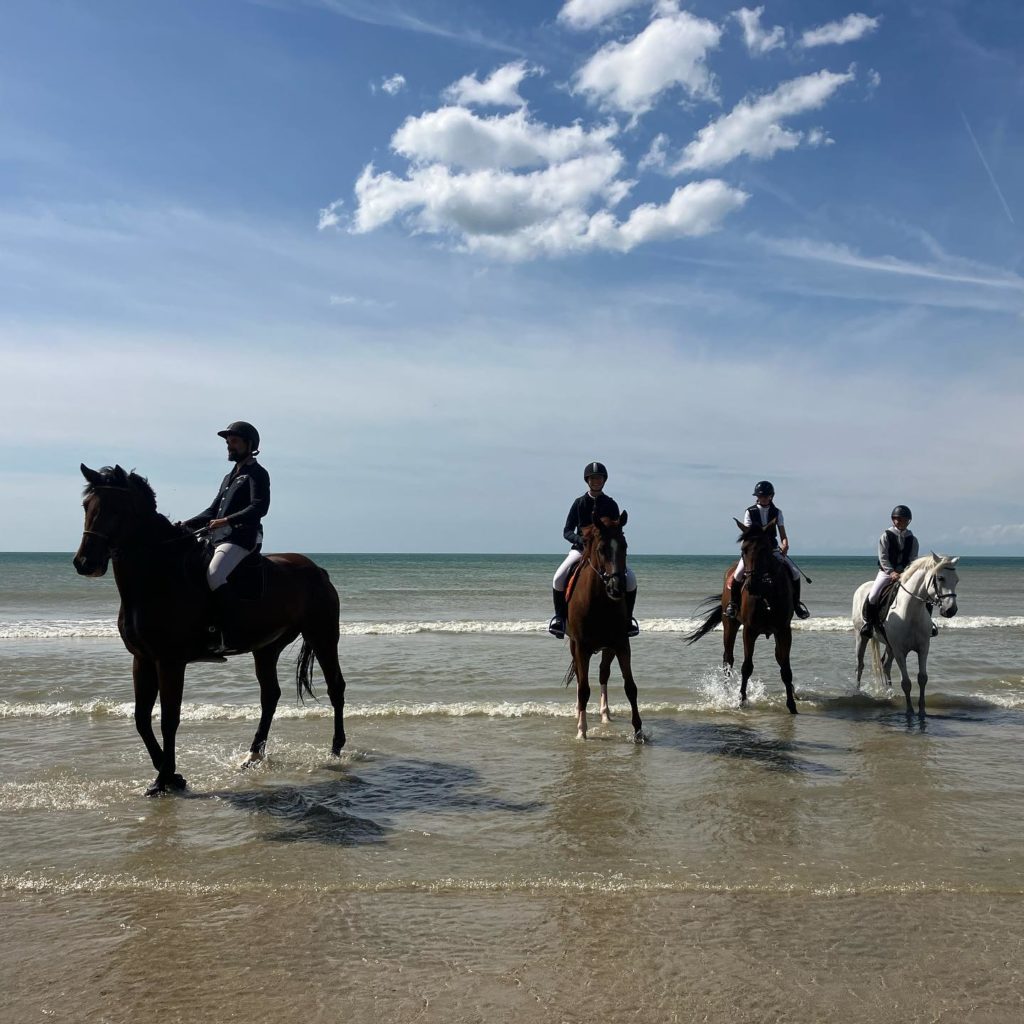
[584,531,626,591]
[899,569,957,605]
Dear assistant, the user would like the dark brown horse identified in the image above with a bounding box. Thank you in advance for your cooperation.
[563,512,643,741]
[73,464,347,795]
[684,518,798,714]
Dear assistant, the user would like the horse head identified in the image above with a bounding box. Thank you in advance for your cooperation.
[734,516,778,581]
[928,552,960,618]
[73,463,159,576]
[584,509,629,601]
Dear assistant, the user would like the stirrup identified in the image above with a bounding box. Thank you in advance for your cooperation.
[795,602,810,620]
[930,622,939,638]
[859,620,875,638]
[627,617,639,638]
[548,616,565,639]
[725,602,738,620]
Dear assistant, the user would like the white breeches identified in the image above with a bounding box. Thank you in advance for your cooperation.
[207,542,252,591]
[734,552,799,582]
[867,570,892,604]
[553,550,636,592]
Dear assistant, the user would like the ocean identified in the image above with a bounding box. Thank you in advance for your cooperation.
[2,551,1023,1022]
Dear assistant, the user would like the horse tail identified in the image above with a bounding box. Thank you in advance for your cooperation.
[868,634,884,687]
[295,639,318,703]
[563,660,577,688]
[682,597,724,645]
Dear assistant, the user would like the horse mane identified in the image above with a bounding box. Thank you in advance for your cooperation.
[82,465,158,514]
[903,552,957,579]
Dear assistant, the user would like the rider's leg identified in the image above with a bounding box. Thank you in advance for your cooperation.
[625,567,638,637]
[782,554,809,619]
[726,557,745,619]
[861,570,889,637]
[207,543,251,650]
[549,550,581,638]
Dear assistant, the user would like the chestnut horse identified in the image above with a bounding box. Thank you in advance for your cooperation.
[563,512,643,741]
[73,464,347,795]
[684,518,798,714]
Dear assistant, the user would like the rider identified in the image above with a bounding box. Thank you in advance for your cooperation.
[726,480,809,620]
[548,461,639,640]
[860,505,933,638]
[183,421,270,650]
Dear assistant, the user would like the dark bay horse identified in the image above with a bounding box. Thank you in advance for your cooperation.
[563,512,643,741]
[684,518,798,714]
[73,464,346,795]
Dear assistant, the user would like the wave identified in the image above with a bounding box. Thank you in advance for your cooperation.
[3,870,1022,900]
[4,688,1023,722]
[4,615,1024,639]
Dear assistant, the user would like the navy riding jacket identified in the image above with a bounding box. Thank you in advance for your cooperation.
[563,492,621,551]
[185,460,270,549]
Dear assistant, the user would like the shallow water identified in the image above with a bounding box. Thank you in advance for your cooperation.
[2,553,1023,1021]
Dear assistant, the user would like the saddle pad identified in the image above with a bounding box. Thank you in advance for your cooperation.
[565,561,584,604]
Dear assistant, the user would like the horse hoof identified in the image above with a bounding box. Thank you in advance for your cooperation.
[331,742,346,758]
[601,712,612,724]
[633,729,646,744]
[240,751,264,770]
[145,774,186,797]
[576,731,587,741]
[787,704,798,716]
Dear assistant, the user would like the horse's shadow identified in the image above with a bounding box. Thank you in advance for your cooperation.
[653,719,844,776]
[212,756,544,846]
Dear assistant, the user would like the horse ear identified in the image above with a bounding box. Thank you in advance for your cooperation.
[765,517,777,531]
[948,556,960,565]
[733,517,745,531]
[619,509,628,527]
[81,464,103,485]
[113,465,128,486]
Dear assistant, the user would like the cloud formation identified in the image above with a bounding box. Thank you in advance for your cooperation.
[558,0,647,31]
[733,6,785,55]
[674,69,854,172]
[379,73,407,95]
[800,13,880,48]
[573,5,721,115]
[442,61,539,108]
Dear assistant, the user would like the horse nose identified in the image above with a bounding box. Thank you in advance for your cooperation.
[943,601,958,618]
[73,554,89,574]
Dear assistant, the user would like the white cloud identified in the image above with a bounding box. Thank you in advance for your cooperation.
[638,132,670,172]
[958,524,1024,545]
[733,6,785,55]
[442,61,540,108]
[390,106,618,171]
[674,69,854,172]
[800,13,880,48]
[557,0,647,31]
[573,6,722,116]
[318,199,345,230]
[380,73,407,96]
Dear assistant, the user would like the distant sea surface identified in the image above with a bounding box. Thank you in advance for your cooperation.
[3,552,1023,1022]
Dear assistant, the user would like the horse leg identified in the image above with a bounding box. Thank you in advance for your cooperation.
[132,656,164,772]
[739,627,756,705]
[722,616,738,674]
[243,643,287,767]
[310,635,347,757]
[894,651,914,714]
[147,660,187,796]
[616,644,644,741]
[775,627,797,715]
[916,646,929,717]
[855,634,869,687]
[574,642,592,739]
[598,648,614,723]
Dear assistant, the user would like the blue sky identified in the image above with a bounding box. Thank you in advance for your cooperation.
[1,0,1022,554]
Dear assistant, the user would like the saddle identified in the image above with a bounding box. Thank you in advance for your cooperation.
[200,544,268,601]
[875,579,899,622]
[565,560,584,604]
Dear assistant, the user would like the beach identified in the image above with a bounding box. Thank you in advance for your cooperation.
[3,552,1024,1022]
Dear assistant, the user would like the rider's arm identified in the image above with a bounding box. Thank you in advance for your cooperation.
[562,498,583,548]
[226,465,270,526]
[878,532,895,574]
[778,523,790,553]
[907,535,920,563]
[182,492,221,530]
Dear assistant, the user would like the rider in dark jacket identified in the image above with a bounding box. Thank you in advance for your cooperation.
[549,461,638,639]
[183,421,269,651]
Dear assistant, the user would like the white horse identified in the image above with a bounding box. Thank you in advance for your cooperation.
[853,553,960,714]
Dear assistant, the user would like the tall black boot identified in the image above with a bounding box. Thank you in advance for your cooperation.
[725,577,743,620]
[793,577,810,619]
[626,588,639,637]
[210,586,243,653]
[859,598,877,638]
[548,588,568,639]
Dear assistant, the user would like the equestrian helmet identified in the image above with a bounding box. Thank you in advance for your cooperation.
[217,421,260,450]
[583,461,608,481]
[752,480,775,497]
[891,504,912,521]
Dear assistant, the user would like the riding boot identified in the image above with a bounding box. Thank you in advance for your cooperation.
[210,585,243,653]
[548,588,568,639]
[725,577,743,620]
[792,577,810,619]
[860,599,877,638]
[626,588,639,637]
[930,620,939,638]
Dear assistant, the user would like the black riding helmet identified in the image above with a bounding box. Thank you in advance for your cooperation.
[217,421,260,453]
[891,505,912,521]
[752,480,774,497]
[583,461,608,481]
